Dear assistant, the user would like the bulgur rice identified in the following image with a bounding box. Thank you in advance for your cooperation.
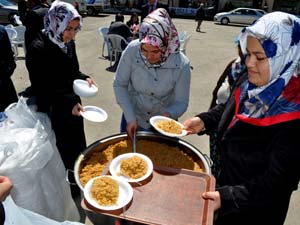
[80,139,204,187]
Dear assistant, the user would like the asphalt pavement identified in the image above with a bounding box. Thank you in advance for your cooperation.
[11,14,300,225]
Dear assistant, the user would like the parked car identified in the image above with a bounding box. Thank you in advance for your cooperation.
[214,8,267,25]
[62,0,87,14]
[86,0,109,16]
[0,0,18,25]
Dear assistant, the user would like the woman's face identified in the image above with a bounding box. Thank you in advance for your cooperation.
[141,43,162,64]
[133,15,138,22]
[245,36,270,86]
[63,19,80,43]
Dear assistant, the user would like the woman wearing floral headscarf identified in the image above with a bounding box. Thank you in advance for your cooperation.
[113,8,191,139]
[26,1,95,186]
[183,12,300,225]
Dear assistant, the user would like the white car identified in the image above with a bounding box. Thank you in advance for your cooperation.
[86,0,110,16]
[214,8,267,25]
[61,0,87,14]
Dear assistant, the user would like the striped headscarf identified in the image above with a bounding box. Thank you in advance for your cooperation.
[43,0,82,49]
[139,8,180,67]
[235,11,300,126]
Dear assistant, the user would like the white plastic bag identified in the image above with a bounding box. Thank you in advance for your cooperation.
[0,98,80,221]
[3,196,83,225]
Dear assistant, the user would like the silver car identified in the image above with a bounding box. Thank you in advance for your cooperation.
[0,0,18,24]
[214,8,267,25]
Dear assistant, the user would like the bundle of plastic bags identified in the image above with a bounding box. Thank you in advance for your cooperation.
[0,98,80,222]
[3,196,83,225]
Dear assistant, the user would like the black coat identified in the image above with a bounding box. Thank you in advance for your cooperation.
[195,6,205,21]
[23,4,49,49]
[140,3,169,22]
[0,25,17,112]
[26,32,88,170]
[108,22,132,42]
[198,74,300,225]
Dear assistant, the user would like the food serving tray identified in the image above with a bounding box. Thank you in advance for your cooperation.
[82,165,215,225]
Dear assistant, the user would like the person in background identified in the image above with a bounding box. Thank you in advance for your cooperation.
[183,12,300,225]
[18,0,28,25]
[113,8,191,140]
[140,0,169,23]
[108,13,133,42]
[126,12,139,30]
[24,0,50,50]
[195,3,205,32]
[25,0,95,198]
[0,25,18,112]
[19,0,50,98]
[107,13,133,71]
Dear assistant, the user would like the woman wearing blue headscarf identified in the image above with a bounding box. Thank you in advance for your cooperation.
[183,12,300,225]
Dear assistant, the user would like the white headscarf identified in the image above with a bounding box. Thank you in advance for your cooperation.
[235,12,300,125]
[43,0,82,49]
[239,12,300,99]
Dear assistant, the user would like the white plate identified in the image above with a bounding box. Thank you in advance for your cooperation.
[73,79,98,98]
[149,116,188,137]
[109,153,153,183]
[80,106,108,122]
[84,175,133,211]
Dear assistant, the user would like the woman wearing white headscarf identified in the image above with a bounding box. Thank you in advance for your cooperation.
[113,8,191,139]
[26,1,95,185]
[183,12,300,225]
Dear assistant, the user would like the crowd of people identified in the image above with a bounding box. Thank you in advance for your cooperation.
[1,0,300,225]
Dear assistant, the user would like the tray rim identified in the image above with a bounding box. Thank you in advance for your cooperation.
[82,165,215,225]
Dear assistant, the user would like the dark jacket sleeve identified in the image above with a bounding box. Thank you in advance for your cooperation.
[196,103,226,132]
[0,26,16,81]
[26,35,86,112]
[0,202,4,225]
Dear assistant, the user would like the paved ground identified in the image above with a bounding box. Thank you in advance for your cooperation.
[11,14,300,225]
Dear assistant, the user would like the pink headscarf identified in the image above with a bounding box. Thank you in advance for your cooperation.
[139,8,180,67]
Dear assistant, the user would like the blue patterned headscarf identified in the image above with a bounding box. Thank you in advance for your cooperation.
[43,0,82,49]
[235,12,300,125]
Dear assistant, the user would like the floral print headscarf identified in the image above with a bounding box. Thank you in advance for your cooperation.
[139,8,180,67]
[44,0,82,49]
[235,12,300,126]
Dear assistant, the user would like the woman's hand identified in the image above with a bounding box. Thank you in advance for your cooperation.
[202,191,221,211]
[86,77,97,87]
[0,176,13,201]
[126,121,138,140]
[182,117,205,134]
[72,103,83,116]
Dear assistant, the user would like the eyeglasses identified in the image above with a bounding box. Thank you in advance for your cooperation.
[65,26,80,32]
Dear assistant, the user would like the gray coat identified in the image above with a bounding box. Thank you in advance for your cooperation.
[113,40,191,129]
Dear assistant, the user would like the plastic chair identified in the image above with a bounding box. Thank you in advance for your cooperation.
[4,27,18,58]
[178,30,187,41]
[5,24,14,29]
[12,25,26,56]
[180,34,191,55]
[98,26,110,58]
[107,34,129,67]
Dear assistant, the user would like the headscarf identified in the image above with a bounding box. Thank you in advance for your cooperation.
[43,0,82,50]
[235,11,300,126]
[139,8,180,67]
